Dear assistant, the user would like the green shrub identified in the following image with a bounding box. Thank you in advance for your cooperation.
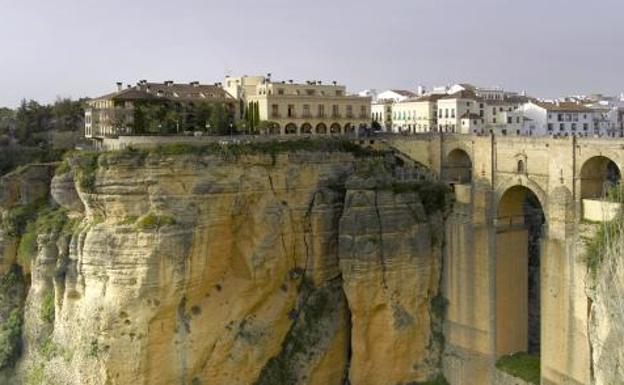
[2,198,47,237]
[496,352,540,384]
[54,159,71,175]
[414,374,450,385]
[16,205,70,266]
[0,309,23,370]
[17,222,38,267]
[40,292,55,324]
[74,152,99,192]
[583,216,622,279]
[136,213,176,230]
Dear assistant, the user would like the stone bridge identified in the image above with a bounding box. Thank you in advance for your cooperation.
[360,134,624,385]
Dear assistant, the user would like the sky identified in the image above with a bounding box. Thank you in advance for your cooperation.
[1,0,623,107]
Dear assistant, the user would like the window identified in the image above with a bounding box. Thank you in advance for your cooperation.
[516,117,520,123]
[507,117,512,124]
[318,104,325,117]
[445,109,449,118]
[480,110,484,117]
[360,105,367,118]
[451,109,455,118]
[303,104,310,117]
[560,123,565,131]
[336,90,343,96]
[547,123,553,131]
[306,89,315,96]
[287,104,295,117]
[583,123,588,131]
[493,118,497,124]
[333,105,340,117]
[558,114,563,122]
[278,88,284,95]
[492,107,496,115]
[571,123,577,131]
[346,105,353,118]
[480,103,484,108]
[271,104,279,117]
[517,159,525,173]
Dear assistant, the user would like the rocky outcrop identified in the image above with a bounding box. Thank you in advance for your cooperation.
[586,222,624,385]
[0,144,451,385]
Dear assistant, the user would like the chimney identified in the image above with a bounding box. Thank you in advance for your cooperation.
[116,82,123,91]
[165,80,174,87]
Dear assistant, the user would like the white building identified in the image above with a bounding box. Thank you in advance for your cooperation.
[376,89,417,103]
[392,94,442,133]
[372,99,393,131]
[521,101,595,137]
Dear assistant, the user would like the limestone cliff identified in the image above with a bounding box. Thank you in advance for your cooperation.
[0,141,451,385]
[585,221,624,385]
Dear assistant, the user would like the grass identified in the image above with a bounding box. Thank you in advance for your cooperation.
[40,292,55,324]
[496,352,540,384]
[75,153,99,192]
[101,137,381,166]
[16,204,71,267]
[0,309,23,370]
[583,214,622,280]
[414,374,450,385]
[2,198,47,237]
[136,213,176,230]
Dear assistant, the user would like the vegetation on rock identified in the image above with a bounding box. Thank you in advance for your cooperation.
[0,266,26,370]
[495,352,540,384]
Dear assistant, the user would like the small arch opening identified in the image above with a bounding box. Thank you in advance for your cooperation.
[580,156,621,199]
[445,148,472,183]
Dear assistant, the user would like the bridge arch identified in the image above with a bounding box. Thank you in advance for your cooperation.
[444,148,472,183]
[495,184,545,359]
[579,155,621,199]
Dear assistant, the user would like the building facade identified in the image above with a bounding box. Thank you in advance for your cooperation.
[521,101,595,136]
[236,76,371,135]
[372,100,393,131]
[85,80,237,144]
[391,94,442,133]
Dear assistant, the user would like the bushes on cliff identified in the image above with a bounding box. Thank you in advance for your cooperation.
[0,309,23,370]
[495,352,540,384]
[0,265,26,370]
[17,205,70,266]
[136,213,176,230]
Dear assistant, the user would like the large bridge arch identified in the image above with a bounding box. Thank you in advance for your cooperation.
[495,183,546,360]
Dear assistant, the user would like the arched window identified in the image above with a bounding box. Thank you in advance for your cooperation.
[517,159,525,174]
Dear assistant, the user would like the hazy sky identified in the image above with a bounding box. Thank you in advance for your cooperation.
[1,0,623,107]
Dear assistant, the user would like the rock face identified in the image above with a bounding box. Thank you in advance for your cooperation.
[587,223,624,385]
[0,147,449,385]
